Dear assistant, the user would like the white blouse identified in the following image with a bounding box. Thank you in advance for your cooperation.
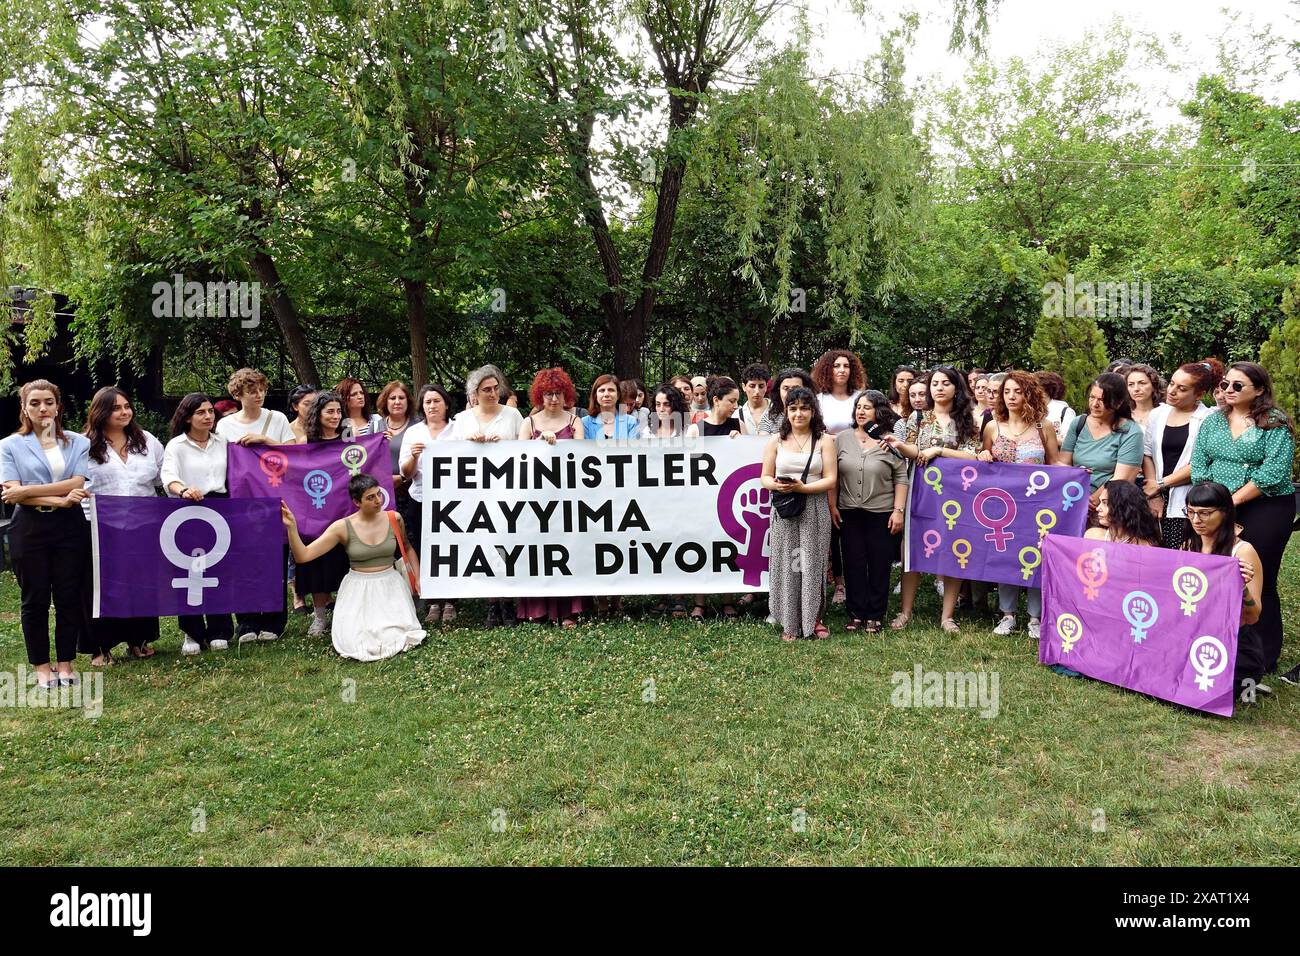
[451,406,523,441]
[161,433,229,496]
[215,408,295,445]
[818,393,857,435]
[399,420,453,502]
[85,431,164,500]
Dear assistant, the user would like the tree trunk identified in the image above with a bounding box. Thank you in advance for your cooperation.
[404,278,429,388]
[249,250,319,386]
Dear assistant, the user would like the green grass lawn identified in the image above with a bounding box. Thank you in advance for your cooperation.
[1,544,1297,866]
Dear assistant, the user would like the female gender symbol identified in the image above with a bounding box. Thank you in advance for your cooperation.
[972,487,1017,551]
[159,506,231,606]
[960,465,979,491]
[1017,546,1041,581]
[951,539,972,569]
[258,450,288,488]
[923,466,943,495]
[1056,613,1083,653]
[1024,470,1050,497]
[1188,636,1228,691]
[1035,509,1057,542]
[304,469,333,509]
[922,529,942,557]
[1121,590,1159,643]
[1060,481,1086,512]
[941,500,962,530]
[1171,566,1208,616]
[1075,547,1108,599]
[340,444,369,476]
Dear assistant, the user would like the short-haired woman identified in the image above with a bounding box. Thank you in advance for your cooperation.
[1036,371,1076,441]
[218,368,295,446]
[283,474,424,662]
[453,366,524,442]
[737,364,771,433]
[1,380,92,688]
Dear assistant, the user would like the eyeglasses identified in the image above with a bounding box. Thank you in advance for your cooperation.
[1218,380,1248,393]
[1185,507,1222,520]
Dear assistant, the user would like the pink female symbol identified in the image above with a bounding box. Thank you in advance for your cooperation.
[960,465,979,491]
[971,487,1017,552]
[922,529,942,557]
[1075,547,1109,600]
[258,450,288,488]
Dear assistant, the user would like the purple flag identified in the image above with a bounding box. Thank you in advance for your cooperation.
[227,433,395,538]
[906,458,1089,587]
[91,495,285,617]
[1039,535,1243,716]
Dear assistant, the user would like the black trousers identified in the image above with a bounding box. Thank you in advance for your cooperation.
[1236,493,1294,672]
[178,613,233,647]
[10,506,89,666]
[839,508,898,622]
[81,615,159,656]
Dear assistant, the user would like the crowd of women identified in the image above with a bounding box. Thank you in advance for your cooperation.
[2,351,1296,695]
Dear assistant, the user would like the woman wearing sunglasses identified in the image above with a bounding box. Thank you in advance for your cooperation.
[1191,362,1295,675]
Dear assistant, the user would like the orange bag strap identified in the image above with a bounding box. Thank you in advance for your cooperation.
[386,510,418,593]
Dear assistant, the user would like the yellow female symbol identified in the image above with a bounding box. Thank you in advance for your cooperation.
[1018,546,1041,581]
[941,500,962,530]
[1035,509,1057,541]
[951,538,972,569]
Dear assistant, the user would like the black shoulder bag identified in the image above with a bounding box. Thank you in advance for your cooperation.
[772,442,817,519]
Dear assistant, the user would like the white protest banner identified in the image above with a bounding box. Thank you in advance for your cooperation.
[419,436,772,597]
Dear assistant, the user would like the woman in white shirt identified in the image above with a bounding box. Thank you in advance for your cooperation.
[452,366,524,442]
[1037,371,1077,441]
[160,393,235,655]
[213,367,292,645]
[400,384,456,624]
[812,349,867,605]
[1141,359,1219,547]
[82,387,165,663]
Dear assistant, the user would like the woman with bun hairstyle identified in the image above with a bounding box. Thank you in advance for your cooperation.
[1141,358,1220,548]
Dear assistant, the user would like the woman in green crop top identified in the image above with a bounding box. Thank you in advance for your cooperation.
[283,474,425,661]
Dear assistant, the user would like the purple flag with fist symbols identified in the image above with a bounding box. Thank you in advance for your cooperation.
[1039,535,1243,716]
[905,457,1090,587]
[227,433,395,538]
[91,495,285,617]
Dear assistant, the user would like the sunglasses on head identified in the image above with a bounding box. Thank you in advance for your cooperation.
[1218,380,1249,393]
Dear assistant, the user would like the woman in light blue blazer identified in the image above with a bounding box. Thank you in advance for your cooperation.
[0,380,92,689]
[580,374,641,441]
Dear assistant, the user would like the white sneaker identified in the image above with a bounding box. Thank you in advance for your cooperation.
[181,638,201,656]
[893,581,900,594]
[993,614,1017,636]
[934,579,945,596]
[258,631,280,642]
[209,639,229,651]
[424,603,443,624]
[237,632,259,646]
[1027,618,1041,641]
[308,616,327,637]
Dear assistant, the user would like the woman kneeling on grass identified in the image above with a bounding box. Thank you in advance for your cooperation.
[282,474,425,662]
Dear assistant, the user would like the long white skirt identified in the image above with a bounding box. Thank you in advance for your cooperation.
[331,568,426,662]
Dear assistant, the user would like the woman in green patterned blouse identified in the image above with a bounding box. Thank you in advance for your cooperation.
[1191,361,1296,673]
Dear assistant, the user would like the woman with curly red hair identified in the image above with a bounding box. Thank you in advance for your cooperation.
[519,367,579,443]
[812,349,867,604]
[518,368,586,626]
